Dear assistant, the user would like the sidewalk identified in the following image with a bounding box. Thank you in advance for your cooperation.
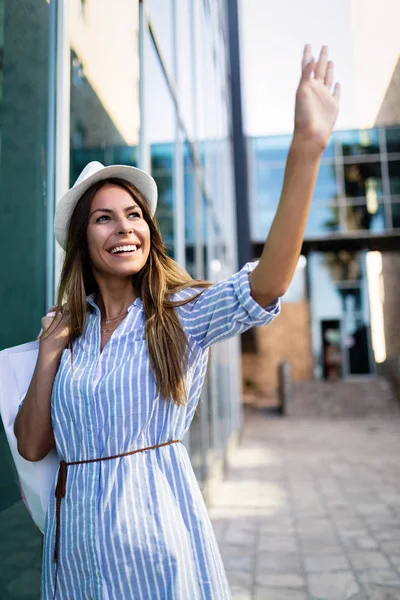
[209,408,400,600]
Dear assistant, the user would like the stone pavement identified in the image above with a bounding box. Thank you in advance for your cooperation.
[209,408,400,600]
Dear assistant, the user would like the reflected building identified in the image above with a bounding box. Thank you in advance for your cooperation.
[245,126,400,395]
[0,1,241,595]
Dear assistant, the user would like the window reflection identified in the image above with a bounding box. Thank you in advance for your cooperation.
[145,32,175,255]
[309,252,372,378]
[388,160,400,196]
[312,164,337,202]
[392,203,400,229]
[385,127,400,154]
[344,162,383,200]
[183,140,196,277]
[0,0,52,593]
[69,3,140,181]
[254,166,285,208]
[306,203,341,235]
[338,129,380,156]
[345,203,385,232]
[147,0,174,80]
[253,135,335,162]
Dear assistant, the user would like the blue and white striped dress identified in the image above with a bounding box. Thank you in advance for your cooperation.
[41,261,280,599]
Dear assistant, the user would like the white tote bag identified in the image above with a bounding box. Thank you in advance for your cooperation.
[0,339,60,533]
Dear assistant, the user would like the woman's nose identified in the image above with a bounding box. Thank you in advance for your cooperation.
[117,220,134,234]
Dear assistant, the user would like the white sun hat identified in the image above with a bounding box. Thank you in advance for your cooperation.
[54,161,158,250]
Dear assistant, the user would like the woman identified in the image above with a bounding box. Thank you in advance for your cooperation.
[14,44,340,599]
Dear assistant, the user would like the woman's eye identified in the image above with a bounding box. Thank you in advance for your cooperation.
[96,212,140,223]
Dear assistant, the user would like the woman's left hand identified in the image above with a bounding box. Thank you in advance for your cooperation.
[294,45,340,153]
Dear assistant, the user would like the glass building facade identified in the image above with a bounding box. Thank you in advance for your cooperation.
[248,127,400,239]
[0,1,240,596]
[248,127,400,380]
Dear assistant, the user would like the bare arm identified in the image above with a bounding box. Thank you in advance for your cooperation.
[249,45,340,307]
[14,307,71,462]
[14,346,61,461]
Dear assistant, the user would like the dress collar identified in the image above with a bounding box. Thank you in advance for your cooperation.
[86,293,142,313]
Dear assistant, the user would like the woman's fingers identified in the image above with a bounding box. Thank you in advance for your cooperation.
[301,44,313,70]
[315,45,329,81]
[324,60,334,89]
[333,82,341,102]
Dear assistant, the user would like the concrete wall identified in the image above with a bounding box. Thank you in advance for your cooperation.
[381,252,400,358]
[375,57,400,127]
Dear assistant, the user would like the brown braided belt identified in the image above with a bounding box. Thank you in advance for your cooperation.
[52,439,182,599]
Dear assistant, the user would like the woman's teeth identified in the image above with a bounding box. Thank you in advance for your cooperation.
[109,245,137,255]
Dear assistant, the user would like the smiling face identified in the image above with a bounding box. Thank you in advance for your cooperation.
[86,183,151,280]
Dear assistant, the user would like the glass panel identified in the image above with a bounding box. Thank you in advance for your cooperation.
[147,0,174,80]
[306,203,341,235]
[0,0,51,593]
[312,164,338,202]
[345,203,385,232]
[69,2,140,182]
[253,135,293,163]
[344,312,371,375]
[388,160,400,196]
[176,0,195,139]
[309,252,372,379]
[392,203,400,229]
[344,162,383,201]
[338,129,380,156]
[183,140,196,277]
[145,32,176,255]
[254,166,284,207]
[385,127,400,154]
[252,135,335,163]
[251,208,276,240]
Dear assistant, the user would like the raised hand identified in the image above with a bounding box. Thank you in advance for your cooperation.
[294,45,340,153]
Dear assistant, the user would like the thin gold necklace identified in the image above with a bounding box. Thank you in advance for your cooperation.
[100,311,128,335]
[101,310,128,325]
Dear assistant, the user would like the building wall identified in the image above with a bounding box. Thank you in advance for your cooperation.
[374,57,400,127]
[381,252,400,358]
[374,56,400,362]
[242,301,314,405]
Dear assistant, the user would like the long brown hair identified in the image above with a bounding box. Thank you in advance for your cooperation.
[40,177,213,405]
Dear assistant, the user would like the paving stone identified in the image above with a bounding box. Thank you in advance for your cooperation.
[357,585,400,599]
[254,588,308,600]
[349,552,392,570]
[388,555,400,570]
[256,552,302,574]
[224,526,258,546]
[375,529,400,542]
[256,573,306,588]
[226,569,253,588]
[260,520,295,535]
[208,414,400,600]
[356,569,400,586]
[381,542,400,555]
[304,553,350,573]
[221,546,255,573]
[298,534,341,554]
[258,534,298,553]
[340,535,380,551]
[308,571,361,600]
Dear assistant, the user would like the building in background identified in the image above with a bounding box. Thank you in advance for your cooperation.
[243,126,400,404]
[0,0,243,595]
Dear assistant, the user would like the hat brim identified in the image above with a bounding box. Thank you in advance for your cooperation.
[54,164,158,250]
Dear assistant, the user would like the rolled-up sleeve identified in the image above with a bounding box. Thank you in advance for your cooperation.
[179,261,281,349]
